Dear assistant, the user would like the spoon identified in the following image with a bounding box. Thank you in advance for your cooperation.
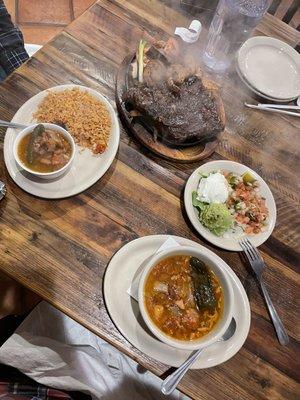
[0,119,28,130]
[0,120,67,131]
[161,318,237,396]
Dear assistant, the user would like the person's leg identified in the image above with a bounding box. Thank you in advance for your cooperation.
[0,1,29,76]
[0,65,6,80]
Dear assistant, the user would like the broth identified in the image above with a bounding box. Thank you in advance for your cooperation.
[144,255,223,341]
[18,125,72,173]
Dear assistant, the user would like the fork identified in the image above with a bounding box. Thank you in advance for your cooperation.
[239,237,289,345]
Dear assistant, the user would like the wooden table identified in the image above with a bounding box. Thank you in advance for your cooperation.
[0,1,299,399]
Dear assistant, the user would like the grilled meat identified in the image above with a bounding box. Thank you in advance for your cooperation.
[124,66,225,145]
[143,60,167,86]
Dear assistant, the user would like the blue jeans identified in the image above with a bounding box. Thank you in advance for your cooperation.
[0,65,7,81]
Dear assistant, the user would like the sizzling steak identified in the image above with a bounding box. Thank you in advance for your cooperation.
[123,65,225,145]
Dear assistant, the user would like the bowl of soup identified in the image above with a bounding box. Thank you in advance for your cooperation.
[13,123,75,180]
[138,246,234,350]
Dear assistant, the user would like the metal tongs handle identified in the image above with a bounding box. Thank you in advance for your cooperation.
[258,104,300,110]
[245,103,300,117]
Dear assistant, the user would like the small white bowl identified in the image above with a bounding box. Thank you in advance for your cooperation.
[13,123,75,180]
[138,246,234,351]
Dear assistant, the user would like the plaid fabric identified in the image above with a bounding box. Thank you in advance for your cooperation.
[0,365,92,400]
[0,0,28,76]
[0,381,74,399]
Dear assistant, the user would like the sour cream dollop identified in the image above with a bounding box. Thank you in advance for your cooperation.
[197,172,229,204]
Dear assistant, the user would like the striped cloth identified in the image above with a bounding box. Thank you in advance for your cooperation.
[0,381,74,399]
[0,0,28,77]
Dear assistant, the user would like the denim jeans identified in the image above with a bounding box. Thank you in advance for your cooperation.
[0,65,7,80]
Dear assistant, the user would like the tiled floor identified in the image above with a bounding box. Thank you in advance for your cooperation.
[4,0,300,46]
[4,0,96,45]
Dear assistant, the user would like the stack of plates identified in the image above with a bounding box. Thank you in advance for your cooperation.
[236,36,300,102]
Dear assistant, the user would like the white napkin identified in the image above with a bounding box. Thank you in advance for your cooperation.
[0,301,189,400]
[175,20,202,43]
[127,237,180,301]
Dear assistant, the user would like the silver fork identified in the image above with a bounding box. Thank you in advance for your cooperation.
[239,237,289,346]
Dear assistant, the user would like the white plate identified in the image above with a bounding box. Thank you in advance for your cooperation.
[237,37,300,101]
[236,63,296,103]
[103,234,251,369]
[4,84,120,199]
[184,160,276,251]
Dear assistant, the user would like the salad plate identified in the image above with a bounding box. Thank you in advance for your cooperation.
[184,160,276,251]
[103,235,251,368]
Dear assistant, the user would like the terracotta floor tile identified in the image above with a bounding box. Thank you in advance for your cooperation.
[3,0,16,22]
[18,0,72,25]
[21,25,64,45]
[73,0,96,18]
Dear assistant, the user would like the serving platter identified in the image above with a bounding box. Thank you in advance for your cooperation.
[103,235,251,369]
[4,84,120,199]
[116,54,220,163]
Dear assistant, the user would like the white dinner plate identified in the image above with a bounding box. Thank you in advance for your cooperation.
[103,235,251,369]
[236,63,296,103]
[237,37,300,101]
[184,160,276,251]
[4,84,120,199]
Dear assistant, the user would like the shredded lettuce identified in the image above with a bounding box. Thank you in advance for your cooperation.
[192,191,207,211]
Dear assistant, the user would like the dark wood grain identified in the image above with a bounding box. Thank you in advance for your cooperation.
[0,1,299,399]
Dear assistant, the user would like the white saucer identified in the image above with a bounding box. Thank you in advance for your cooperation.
[184,160,276,251]
[4,84,120,199]
[103,235,251,369]
[236,63,296,103]
[237,37,300,101]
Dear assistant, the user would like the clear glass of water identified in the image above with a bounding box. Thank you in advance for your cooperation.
[202,0,270,72]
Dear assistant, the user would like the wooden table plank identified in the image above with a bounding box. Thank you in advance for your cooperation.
[0,1,299,399]
[256,12,300,46]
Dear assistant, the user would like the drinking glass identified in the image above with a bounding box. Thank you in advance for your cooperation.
[202,0,270,72]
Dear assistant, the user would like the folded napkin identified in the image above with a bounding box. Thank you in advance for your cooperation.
[0,302,188,400]
[127,236,180,301]
[175,20,202,43]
